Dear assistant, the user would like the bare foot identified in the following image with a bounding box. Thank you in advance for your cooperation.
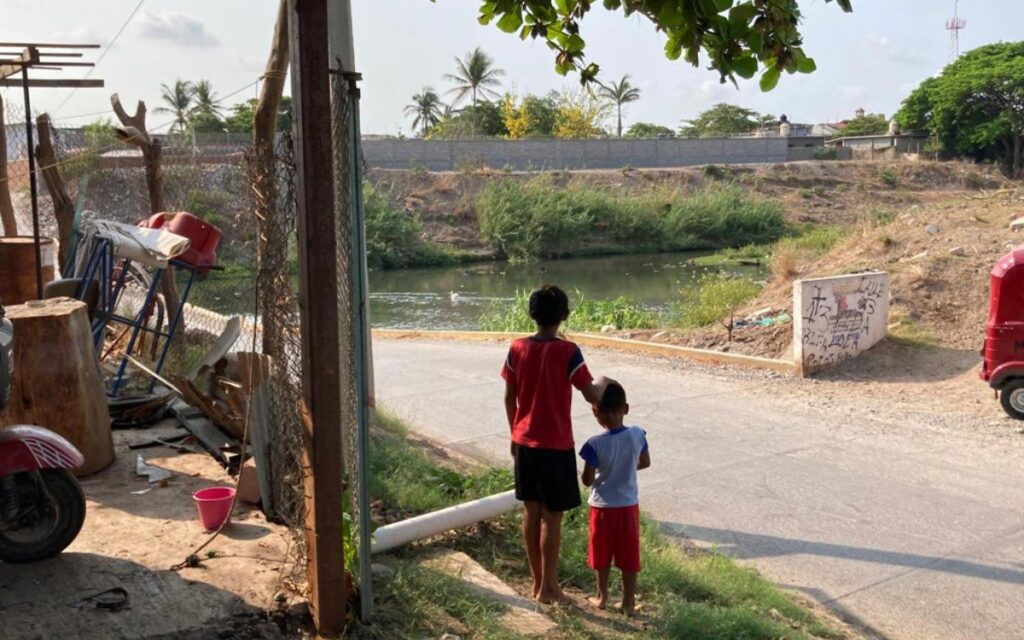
[531,580,541,600]
[587,595,607,610]
[536,588,573,606]
[619,602,642,617]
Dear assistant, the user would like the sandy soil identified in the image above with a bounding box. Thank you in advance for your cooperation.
[0,422,311,640]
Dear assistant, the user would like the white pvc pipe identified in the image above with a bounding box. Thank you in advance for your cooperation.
[371,490,518,554]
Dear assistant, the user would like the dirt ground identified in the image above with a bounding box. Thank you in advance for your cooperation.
[0,422,311,640]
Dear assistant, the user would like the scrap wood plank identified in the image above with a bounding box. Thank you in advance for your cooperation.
[169,374,245,440]
[170,400,234,469]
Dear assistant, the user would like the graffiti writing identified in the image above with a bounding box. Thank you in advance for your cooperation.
[799,274,888,373]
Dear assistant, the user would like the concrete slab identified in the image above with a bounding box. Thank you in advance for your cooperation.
[423,550,557,636]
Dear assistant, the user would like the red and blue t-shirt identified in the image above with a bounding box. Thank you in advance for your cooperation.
[501,336,593,451]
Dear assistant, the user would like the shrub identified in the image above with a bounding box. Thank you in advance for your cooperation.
[813,147,839,161]
[677,274,761,340]
[870,208,896,226]
[702,163,725,180]
[363,181,458,269]
[879,167,899,187]
[476,178,786,260]
[183,188,232,229]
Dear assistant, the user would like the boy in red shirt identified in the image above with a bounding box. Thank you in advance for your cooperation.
[502,285,601,604]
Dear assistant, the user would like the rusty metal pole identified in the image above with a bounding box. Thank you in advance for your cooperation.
[288,0,346,634]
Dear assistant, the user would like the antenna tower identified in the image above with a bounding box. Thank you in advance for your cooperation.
[946,0,966,62]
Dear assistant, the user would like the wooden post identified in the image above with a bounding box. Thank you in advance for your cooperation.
[0,93,17,236]
[289,0,346,634]
[254,0,290,360]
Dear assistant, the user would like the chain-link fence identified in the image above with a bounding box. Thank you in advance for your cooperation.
[2,81,366,607]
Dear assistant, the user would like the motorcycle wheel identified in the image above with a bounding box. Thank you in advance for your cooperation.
[0,470,86,563]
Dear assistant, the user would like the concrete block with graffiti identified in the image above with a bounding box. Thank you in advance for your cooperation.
[793,272,889,375]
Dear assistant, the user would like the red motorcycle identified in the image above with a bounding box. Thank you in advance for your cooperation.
[0,303,87,562]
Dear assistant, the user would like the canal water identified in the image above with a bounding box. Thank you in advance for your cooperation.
[368,251,765,330]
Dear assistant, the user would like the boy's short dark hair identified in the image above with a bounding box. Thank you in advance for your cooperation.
[529,285,570,327]
[597,381,627,413]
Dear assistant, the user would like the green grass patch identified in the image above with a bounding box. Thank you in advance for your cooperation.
[479,289,661,333]
[888,313,938,347]
[477,178,787,261]
[369,411,842,640]
[675,274,762,335]
[371,411,513,512]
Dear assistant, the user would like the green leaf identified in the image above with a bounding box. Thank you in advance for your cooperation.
[729,2,757,26]
[733,56,757,79]
[796,56,817,73]
[714,0,734,11]
[759,65,781,91]
[496,10,523,33]
[747,31,763,53]
[665,34,683,61]
[565,34,585,53]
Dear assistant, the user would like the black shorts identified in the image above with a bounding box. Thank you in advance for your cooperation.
[514,446,582,512]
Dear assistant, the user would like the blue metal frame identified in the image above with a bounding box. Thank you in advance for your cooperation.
[75,237,207,396]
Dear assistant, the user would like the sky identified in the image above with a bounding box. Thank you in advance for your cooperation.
[2,0,1021,135]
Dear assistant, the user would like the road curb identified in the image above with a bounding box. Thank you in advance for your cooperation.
[371,329,797,374]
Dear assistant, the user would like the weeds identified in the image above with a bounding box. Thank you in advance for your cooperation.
[888,312,937,346]
[477,178,787,260]
[675,274,762,340]
[370,411,512,512]
[870,208,896,226]
[479,289,660,333]
[770,227,843,283]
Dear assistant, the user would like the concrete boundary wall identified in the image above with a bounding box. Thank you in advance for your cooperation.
[363,137,828,171]
[793,272,889,376]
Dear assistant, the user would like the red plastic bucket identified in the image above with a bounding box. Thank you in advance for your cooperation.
[192,486,236,531]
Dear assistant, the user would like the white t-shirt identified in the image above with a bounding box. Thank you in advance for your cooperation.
[578,426,648,508]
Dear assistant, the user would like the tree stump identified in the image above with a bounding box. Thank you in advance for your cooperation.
[0,298,113,475]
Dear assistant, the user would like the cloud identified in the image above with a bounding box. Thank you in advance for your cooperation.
[137,10,219,48]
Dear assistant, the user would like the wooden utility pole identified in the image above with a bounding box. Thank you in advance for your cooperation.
[288,0,346,634]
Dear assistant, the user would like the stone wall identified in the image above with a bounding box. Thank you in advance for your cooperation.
[793,272,889,375]
[362,137,832,171]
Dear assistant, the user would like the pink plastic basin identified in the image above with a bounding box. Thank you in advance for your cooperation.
[192,486,236,531]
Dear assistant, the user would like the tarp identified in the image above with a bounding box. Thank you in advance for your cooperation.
[77,218,190,270]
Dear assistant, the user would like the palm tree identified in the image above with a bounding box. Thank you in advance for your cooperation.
[156,79,195,133]
[192,79,222,118]
[404,88,445,137]
[597,75,641,138]
[443,47,504,135]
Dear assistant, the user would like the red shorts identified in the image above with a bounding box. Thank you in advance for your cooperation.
[588,504,641,573]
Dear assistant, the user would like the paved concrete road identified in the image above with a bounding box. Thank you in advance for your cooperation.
[373,339,1024,640]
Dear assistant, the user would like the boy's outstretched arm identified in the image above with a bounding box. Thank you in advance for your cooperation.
[582,462,596,487]
[637,449,651,470]
[580,375,611,405]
